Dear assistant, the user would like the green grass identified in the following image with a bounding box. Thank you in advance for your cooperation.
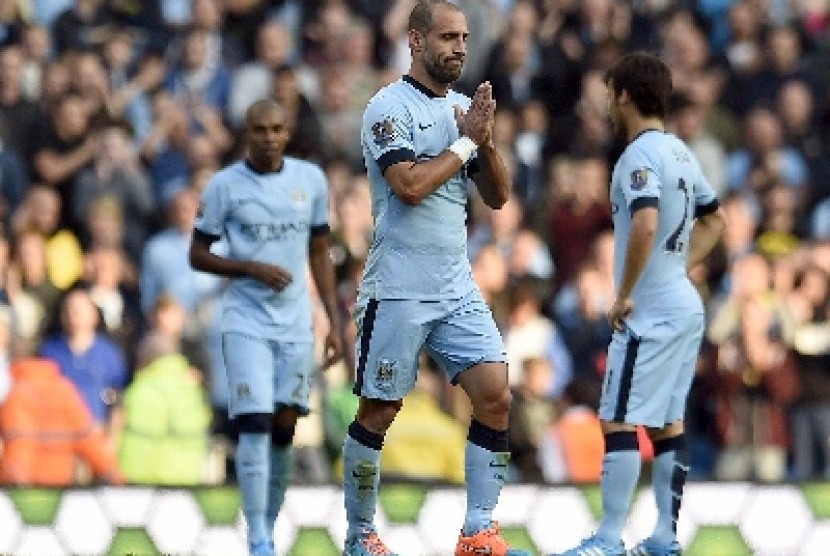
[106,528,161,556]
[500,526,540,556]
[801,482,830,519]
[685,526,752,556]
[193,486,241,525]
[378,484,427,523]
[287,527,339,556]
[8,488,62,525]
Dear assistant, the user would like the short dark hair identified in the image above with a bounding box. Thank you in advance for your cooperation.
[604,52,673,119]
[408,0,459,34]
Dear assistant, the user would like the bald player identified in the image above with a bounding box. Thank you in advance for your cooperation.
[190,99,342,556]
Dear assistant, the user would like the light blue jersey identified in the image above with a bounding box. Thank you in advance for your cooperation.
[360,76,476,300]
[610,130,719,334]
[194,159,329,342]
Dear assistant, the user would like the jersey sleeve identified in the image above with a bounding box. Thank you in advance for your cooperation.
[619,146,661,213]
[362,93,415,173]
[693,160,720,218]
[310,165,330,231]
[194,174,226,238]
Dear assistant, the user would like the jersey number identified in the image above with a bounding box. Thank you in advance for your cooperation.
[664,178,690,254]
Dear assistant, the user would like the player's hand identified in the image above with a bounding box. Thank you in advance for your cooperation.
[247,261,293,291]
[609,297,633,331]
[454,81,495,146]
[321,329,343,370]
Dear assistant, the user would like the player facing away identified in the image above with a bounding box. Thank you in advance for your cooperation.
[341,2,530,556]
[189,99,343,556]
[551,53,726,556]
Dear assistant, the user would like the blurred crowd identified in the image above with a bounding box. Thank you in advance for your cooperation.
[0,0,829,487]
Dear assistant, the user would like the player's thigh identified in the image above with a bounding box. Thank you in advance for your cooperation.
[271,341,315,416]
[426,290,507,384]
[665,315,705,424]
[223,332,275,418]
[599,315,702,427]
[353,297,433,400]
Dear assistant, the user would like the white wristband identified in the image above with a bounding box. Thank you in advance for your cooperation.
[448,136,477,164]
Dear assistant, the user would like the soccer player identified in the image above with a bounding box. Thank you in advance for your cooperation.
[189,99,342,556]
[340,2,529,556]
[552,53,726,556]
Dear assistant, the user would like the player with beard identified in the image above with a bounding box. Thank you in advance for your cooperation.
[340,2,527,556]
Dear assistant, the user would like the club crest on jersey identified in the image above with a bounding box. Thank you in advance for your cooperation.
[630,168,649,190]
[375,359,396,390]
[236,383,251,399]
[291,189,307,205]
[371,118,396,148]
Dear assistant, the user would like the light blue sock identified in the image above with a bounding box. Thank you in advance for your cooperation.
[237,432,270,545]
[462,420,509,536]
[342,421,383,538]
[266,444,293,542]
[596,431,641,546]
[651,435,689,545]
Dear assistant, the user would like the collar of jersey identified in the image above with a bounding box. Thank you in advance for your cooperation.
[630,127,663,143]
[403,75,445,98]
[245,159,284,175]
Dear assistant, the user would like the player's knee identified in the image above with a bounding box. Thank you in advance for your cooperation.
[271,422,296,447]
[476,386,512,418]
[235,412,273,434]
[356,398,401,433]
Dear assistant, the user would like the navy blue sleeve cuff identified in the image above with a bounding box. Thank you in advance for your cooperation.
[695,198,720,218]
[193,228,221,245]
[630,197,659,214]
[310,224,330,236]
[378,148,416,174]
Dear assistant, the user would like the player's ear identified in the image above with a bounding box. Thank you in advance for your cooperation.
[409,30,423,52]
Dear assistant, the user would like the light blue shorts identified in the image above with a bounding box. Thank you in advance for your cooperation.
[599,313,704,427]
[222,332,314,418]
[353,289,506,400]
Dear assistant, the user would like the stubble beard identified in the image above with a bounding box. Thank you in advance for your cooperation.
[423,52,462,85]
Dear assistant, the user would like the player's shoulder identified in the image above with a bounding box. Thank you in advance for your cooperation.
[366,78,408,109]
[283,156,327,186]
[206,160,247,188]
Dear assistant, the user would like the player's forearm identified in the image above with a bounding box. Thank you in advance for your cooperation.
[386,151,466,205]
[472,142,510,209]
[686,207,726,270]
[618,210,657,299]
[309,243,341,333]
[189,238,252,279]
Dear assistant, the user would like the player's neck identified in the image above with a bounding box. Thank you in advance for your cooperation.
[406,68,450,97]
[245,158,284,174]
[627,117,664,143]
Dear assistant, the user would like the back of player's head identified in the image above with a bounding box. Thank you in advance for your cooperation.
[408,0,460,35]
[604,52,672,120]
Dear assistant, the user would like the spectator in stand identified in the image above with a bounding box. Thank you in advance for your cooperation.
[708,253,798,482]
[0,44,41,177]
[52,0,116,55]
[39,285,129,430]
[0,304,11,404]
[118,331,212,485]
[380,355,467,485]
[538,378,604,484]
[508,356,556,482]
[0,350,123,486]
[725,105,809,201]
[271,63,324,162]
[788,256,830,480]
[12,184,84,291]
[33,93,101,231]
[164,26,233,121]
[84,245,141,358]
[72,121,156,260]
[229,19,295,129]
[504,276,572,397]
[547,155,613,294]
[8,230,61,344]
